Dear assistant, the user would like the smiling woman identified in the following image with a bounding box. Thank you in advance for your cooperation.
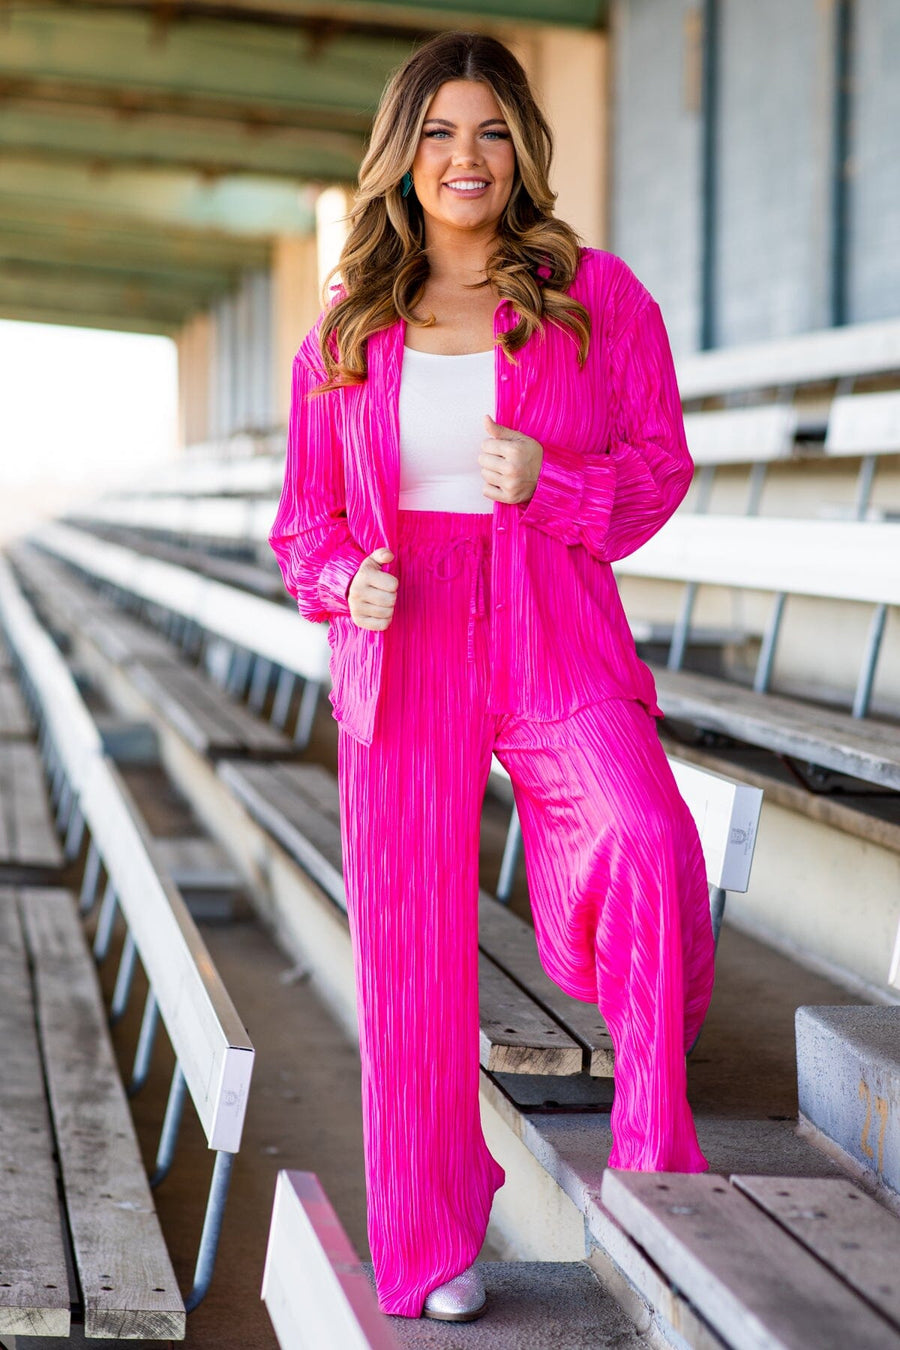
[269,27,714,1330]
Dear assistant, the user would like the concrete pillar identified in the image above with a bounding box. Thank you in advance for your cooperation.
[315,185,353,294]
[271,233,320,426]
[502,24,610,249]
[174,311,213,452]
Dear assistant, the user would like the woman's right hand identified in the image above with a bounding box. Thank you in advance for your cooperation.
[347,548,398,630]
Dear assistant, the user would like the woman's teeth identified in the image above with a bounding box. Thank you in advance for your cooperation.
[445,181,489,193]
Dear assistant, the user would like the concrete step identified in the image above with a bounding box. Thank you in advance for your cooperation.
[796,1004,900,1193]
[362,1262,644,1349]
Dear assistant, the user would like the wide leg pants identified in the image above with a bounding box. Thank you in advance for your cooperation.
[337,510,715,1318]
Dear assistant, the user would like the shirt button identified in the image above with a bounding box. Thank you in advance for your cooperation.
[496,525,506,534]
[500,374,510,382]
[495,601,504,611]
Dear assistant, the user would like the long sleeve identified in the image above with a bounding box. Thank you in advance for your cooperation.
[268,348,366,623]
[520,293,693,563]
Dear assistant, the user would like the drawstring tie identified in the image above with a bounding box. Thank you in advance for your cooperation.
[430,535,488,661]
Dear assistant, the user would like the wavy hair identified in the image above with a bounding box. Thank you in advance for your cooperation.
[315,30,591,391]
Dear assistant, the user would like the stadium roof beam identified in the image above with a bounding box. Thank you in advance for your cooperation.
[3,1,608,34]
[0,1,608,330]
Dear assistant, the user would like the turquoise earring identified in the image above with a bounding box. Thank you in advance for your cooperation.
[401,171,414,198]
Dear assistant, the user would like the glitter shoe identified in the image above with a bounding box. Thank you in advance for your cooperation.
[422,1264,487,1322]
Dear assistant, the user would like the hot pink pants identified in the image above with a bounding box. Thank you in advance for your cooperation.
[337,511,715,1317]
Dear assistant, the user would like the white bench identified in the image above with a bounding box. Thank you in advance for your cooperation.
[616,514,900,757]
[492,753,761,957]
[0,555,255,1331]
[262,1171,399,1350]
[675,316,900,518]
[31,519,330,747]
[675,315,900,403]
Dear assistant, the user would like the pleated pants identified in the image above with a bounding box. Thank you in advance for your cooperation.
[337,510,716,1318]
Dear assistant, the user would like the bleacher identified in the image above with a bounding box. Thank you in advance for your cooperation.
[0,559,256,1343]
[4,310,900,1349]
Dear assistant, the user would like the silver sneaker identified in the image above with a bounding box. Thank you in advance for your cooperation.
[422,1264,487,1322]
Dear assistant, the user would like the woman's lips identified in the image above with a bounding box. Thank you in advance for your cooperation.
[443,180,490,197]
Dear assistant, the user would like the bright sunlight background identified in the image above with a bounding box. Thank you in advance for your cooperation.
[0,320,178,546]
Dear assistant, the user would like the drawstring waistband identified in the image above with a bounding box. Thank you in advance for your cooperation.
[428,534,489,662]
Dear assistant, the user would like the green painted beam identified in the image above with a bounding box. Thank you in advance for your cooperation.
[0,102,364,182]
[9,1,608,32]
[0,203,271,280]
[0,10,407,117]
[0,198,274,273]
[0,261,206,326]
[0,160,316,235]
[0,300,176,336]
[0,231,249,294]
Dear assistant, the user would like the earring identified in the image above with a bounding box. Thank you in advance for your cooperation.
[401,171,414,198]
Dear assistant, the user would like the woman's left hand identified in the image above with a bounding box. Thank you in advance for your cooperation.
[480,414,543,505]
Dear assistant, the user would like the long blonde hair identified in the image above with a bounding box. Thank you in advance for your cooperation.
[316,30,590,391]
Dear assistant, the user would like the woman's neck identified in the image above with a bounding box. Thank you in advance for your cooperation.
[422,223,497,286]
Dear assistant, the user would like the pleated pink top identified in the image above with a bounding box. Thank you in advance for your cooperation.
[269,247,693,745]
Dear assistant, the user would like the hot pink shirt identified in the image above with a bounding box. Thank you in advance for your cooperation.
[269,246,692,746]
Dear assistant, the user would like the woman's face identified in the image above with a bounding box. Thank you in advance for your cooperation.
[410,79,517,244]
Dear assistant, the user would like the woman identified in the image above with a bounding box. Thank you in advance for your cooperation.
[269,29,715,1324]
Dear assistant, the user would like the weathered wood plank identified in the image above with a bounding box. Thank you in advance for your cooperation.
[0,668,32,737]
[477,894,615,1076]
[21,888,186,1341]
[478,952,583,1076]
[733,1175,900,1332]
[655,667,900,791]
[0,742,63,871]
[262,1171,400,1350]
[0,888,71,1339]
[601,1171,900,1350]
[220,761,586,1077]
[33,520,332,683]
[83,613,180,666]
[0,558,103,797]
[130,660,291,758]
[218,761,346,907]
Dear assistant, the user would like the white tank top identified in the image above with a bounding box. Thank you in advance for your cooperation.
[398,346,495,513]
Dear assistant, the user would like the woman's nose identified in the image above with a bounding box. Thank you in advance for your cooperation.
[452,138,482,166]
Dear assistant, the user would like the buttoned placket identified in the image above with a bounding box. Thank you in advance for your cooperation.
[488,297,527,716]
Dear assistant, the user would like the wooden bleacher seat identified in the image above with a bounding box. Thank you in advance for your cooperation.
[0,633,31,738]
[0,740,64,882]
[0,555,256,1335]
[12,540,302,760]
[128,656,294,759]
[131,452,285,498]
[675,314,900,404]
[29,520,330,748]
[601,1170,900,1350]
[615,514,900,790]
[71,517,286,599]
[11,529,763,1084]
[219,751,761,1084]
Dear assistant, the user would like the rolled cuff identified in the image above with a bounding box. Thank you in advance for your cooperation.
[316,539,368,615]
[520,441,615,547]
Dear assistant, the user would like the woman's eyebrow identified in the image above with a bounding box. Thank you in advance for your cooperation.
[423,117,509,128]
